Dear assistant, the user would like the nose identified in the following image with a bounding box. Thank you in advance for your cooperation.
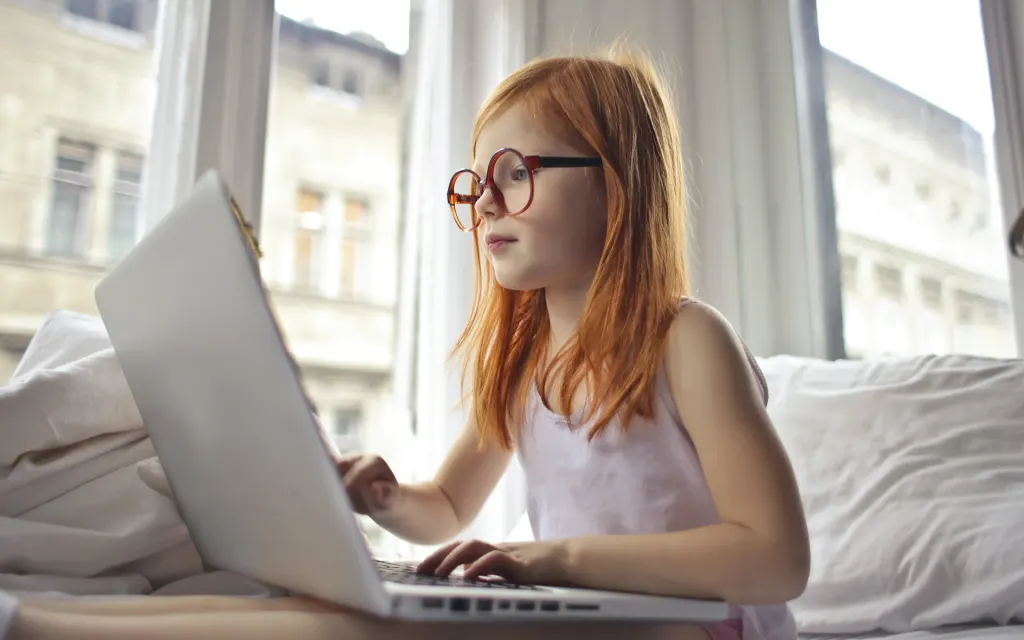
[474,182,503,220]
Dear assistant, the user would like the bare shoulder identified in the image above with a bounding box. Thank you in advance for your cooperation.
[664,300,767,419]
[667,299,738,343]
[666,300,749,371]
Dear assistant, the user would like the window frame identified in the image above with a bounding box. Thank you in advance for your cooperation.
[46,137,98,260]
[292,187,327,293]
[107,150,145,261]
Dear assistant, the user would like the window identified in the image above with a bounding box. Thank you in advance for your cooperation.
[333,407,362,437]
[873,264,903,300]
[108,152,144,261]
[66,0,147,32]
[955,292,1001,326]
[66,0,99,20]
[314,60,331,87]
[47,138,96,259]
[817,0,1016,358]
[332,407,363,452]
[920,277,943,310]
[341,68,360,96]
[955,290,976,324]
[340,198,370,296]
[294,189,326,292]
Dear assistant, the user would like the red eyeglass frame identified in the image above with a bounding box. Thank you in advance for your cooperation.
[446,147,602,232]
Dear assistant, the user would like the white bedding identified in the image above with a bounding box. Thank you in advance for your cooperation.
[760,355,1024,634]
[801,624,1024,640]
[0,310,284,599]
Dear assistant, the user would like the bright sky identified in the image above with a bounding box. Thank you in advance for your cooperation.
[276,0,994,134]
[276,0,411,54]
[817,0,995,133]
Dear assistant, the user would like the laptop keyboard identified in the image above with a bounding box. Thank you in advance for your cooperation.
[374,559,538,590]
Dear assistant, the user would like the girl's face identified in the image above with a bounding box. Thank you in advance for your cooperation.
[472,104,608,293]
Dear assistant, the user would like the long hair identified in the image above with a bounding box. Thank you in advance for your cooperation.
[452,46,690,450]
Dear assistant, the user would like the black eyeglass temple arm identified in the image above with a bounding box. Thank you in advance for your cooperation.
[536,156,602,168]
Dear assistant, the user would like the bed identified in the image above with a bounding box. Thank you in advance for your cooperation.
[3,311,1024,638]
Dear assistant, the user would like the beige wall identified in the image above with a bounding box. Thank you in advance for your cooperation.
[0,0,404,441]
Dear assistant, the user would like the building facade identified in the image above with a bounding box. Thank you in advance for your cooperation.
[0,0,413,483]
[824,51,1016,358]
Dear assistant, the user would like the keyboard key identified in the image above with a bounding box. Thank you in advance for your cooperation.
[373,559,537,590]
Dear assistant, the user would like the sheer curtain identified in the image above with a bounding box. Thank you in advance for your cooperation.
[142,0,275,232]
[141,0,210,229]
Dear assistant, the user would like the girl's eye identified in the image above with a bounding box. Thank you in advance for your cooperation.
[511,167,529,181]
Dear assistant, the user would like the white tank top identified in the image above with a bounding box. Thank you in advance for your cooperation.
[515,307,798,640]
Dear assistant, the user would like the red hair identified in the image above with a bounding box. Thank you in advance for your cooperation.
[453,47,690,449]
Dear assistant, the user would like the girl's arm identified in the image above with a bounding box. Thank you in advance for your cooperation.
[559,303,810,604]
[373,420,513,545]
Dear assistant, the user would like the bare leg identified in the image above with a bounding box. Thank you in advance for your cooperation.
[11,596,712,640]
[17,595,325,616]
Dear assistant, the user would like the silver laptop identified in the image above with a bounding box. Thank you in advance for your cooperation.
[94,170,728,623]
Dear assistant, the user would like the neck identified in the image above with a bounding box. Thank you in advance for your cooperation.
[544,280,592,351]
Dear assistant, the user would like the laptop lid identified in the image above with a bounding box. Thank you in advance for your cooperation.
[95,171,390,614]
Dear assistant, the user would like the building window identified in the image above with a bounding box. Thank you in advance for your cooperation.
[954,291,1000,325]
[66,0,144,31]
[920,277,943,310]
[978,297,1001,325]
[313,60,330,87]
[108,152,144,261]
[341,68,360,96]
[873,264,903,300]
[294,188,326,292]
[340,198,370,297]
[332,406,363,452]
[47,138,96,259]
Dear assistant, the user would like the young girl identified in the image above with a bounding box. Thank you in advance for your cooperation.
[340,48,810,640]
[4,49,809,640]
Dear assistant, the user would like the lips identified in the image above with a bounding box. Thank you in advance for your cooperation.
[485,233,517,253]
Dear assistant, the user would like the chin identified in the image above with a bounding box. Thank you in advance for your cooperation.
[492,265,545,292]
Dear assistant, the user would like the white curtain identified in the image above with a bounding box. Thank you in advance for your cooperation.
[142,0,275,232]
[141,0,211,230]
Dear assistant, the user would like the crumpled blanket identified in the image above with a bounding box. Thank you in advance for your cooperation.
[0,309,284,599]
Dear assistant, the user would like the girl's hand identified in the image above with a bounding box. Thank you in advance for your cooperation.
[336,453,399,515]
[416,539,572,585]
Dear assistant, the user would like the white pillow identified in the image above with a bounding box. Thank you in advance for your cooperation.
[759,354,1024,634]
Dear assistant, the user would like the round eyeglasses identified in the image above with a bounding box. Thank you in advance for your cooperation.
[447,147,602,232]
